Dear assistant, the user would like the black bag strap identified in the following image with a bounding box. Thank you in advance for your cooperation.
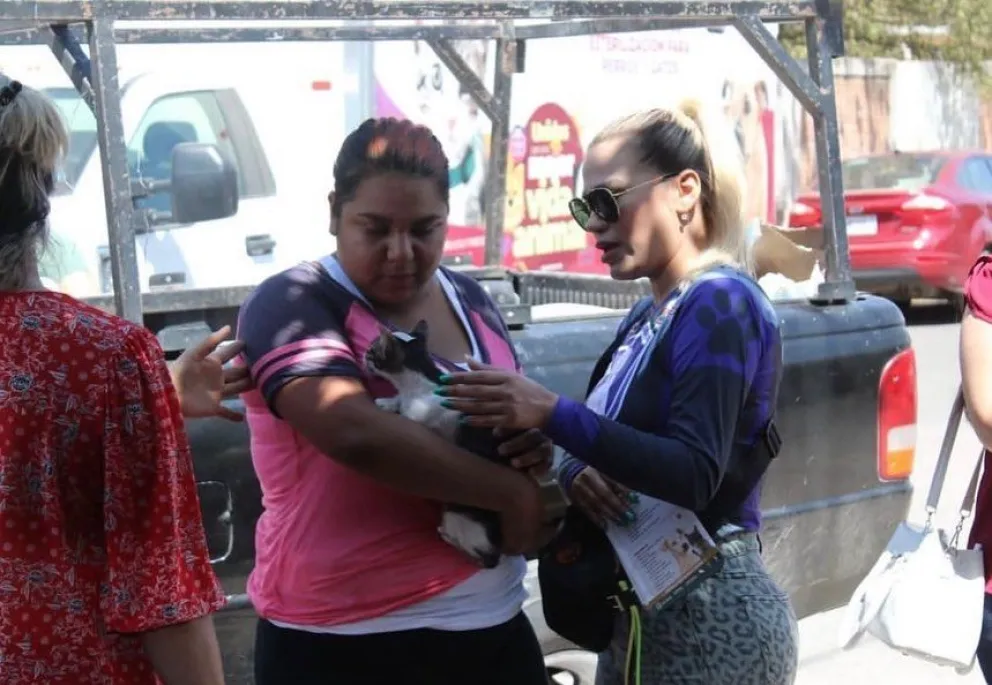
[585,297,655,398]
[699,419,782,533]
[923,386,984,530]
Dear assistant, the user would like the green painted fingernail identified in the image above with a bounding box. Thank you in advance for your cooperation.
[438,374,452,384]
[440,399,453,408]
[627,492,640,504]
[434,386,448,396]
[623,510,636,524]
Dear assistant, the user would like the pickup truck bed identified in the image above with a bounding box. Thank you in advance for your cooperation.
[179,277,913,683]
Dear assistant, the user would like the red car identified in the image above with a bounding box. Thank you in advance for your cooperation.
[787,151,992,310]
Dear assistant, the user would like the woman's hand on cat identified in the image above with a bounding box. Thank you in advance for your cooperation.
[495,427,553,478]
[437,359,559,431]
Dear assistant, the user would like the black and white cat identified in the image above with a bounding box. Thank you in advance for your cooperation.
[365,321,506,569]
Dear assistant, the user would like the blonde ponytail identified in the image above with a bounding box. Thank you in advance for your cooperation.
[673,97,750,278]
[591,99,752,282]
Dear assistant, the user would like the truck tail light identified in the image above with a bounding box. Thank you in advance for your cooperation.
[877,347,917,481]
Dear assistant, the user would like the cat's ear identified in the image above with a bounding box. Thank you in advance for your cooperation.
[411,319,429,340]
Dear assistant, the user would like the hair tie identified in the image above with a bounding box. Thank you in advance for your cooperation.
[0,81,23,109]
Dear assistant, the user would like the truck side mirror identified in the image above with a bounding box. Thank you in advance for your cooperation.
[170,142,239,224]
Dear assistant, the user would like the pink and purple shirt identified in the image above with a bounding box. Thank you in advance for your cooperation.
[236,258,526,630]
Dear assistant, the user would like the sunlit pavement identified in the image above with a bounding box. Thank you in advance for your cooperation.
[797,609,985,683]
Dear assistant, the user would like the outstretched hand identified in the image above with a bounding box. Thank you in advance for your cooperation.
[438,358,559,432]
[172,325,253,422]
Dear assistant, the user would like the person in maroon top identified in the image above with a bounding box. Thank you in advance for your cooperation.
[960,253,992,682]
[0,76,249,684]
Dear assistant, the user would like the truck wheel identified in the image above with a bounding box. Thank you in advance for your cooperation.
[546,650,598,684]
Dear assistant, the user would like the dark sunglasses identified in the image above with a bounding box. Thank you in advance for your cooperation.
[568,173,678,231]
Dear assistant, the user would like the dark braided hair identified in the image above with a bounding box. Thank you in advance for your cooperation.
[331,117,450,217]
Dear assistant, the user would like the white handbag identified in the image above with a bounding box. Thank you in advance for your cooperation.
[837,387,986,672]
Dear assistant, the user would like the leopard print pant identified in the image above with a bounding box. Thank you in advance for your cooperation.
[596,531,799,685]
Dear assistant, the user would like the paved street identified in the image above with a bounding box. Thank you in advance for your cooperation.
[796,302,985,684]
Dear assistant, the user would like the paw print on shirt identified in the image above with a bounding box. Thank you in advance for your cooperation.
[692,286,757,356]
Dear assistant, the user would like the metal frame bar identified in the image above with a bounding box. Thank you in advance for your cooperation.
[424,31,513,266]
[2,23,505,44]
[804,14,854,300]
[86,17,145,323]
[731,12,856,300]
[512,16,736,39]
[3,16,795,46]
[426,38,504,126]
[1,0,855,321]
[484,35,516,266]
[732,16,821,116]
[6,2,819,23]
[47,24,95,111]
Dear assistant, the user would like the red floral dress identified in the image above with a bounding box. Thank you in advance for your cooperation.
[0,291,226,683]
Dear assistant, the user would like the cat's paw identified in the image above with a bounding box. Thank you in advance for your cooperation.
[439,510,501,569]
[374,397,401,413]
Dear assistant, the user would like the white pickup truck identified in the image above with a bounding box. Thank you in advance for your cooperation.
[3,39,360,296]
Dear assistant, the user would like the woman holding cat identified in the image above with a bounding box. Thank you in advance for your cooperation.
[236,117,552,685]
[439,101,799,685]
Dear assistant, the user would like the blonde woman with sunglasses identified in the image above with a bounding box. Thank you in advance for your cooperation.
[436,99,797,685]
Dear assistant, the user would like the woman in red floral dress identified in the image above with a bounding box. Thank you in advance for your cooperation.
[0,78,239,683]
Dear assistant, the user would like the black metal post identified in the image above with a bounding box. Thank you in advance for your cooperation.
[87,17,144,323]
[484,36,514,267]
[805,16,855,301]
